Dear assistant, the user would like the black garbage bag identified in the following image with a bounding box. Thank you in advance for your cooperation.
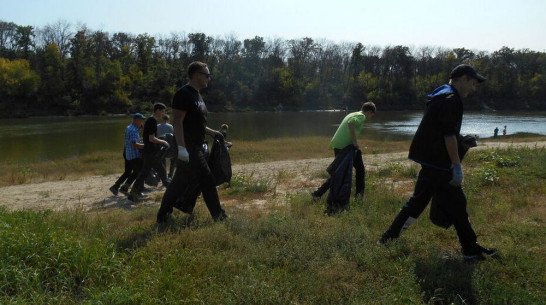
[430,135,478,228]
[158,133,178,159]
[325,146,356,215]
[208,135,232,186]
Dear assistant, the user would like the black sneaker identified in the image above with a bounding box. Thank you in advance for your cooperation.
[127,190,141,203]
[463,243,498,261]
[119,186,129,196]
[109,186,119,196]
[377,232,398,245]
[213,212,228,222]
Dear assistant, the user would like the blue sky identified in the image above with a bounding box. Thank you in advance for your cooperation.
[1,0,545,52]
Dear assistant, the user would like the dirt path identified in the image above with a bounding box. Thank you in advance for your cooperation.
[1,141,544,213]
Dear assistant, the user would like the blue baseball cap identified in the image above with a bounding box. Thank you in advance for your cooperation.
[133,113,146,119]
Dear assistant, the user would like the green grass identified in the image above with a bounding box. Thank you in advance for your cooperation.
[1,147,545,304]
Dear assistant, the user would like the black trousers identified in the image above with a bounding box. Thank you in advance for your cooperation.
[114,157,142,188]
[315,147,365,197]
[131,150,168,193]
[384,165,477,250]
[158,148,225,219]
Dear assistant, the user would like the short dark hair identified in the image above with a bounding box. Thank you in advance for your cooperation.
[188,61,208,79]
[361,101,376,113]
[153,103,167,112]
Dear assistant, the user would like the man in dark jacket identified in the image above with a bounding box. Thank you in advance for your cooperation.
[378,65,497,261]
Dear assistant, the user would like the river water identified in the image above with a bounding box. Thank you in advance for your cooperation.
[2,111,545,163]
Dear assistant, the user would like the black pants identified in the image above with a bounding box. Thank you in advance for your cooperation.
[158,148,225,220]
[315,147,365,197]
[114,157,142,188]
[131,150,168,193]
[384,165,477,250]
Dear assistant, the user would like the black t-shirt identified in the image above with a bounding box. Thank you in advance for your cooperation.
[172,84,208,150]
[142,116,158,154]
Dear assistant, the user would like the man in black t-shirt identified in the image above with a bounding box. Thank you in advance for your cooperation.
[128,103,170,202]
[157,61,227,222]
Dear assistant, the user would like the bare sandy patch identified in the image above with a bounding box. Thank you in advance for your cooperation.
[1,141,544,213]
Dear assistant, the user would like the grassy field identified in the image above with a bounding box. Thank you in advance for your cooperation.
[1,136,545,304]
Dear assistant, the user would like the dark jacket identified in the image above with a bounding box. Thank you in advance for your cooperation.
[326,145,357,214]
[408,84,463,170]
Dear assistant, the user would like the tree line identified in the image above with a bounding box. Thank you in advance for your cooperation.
[1,19,545,118]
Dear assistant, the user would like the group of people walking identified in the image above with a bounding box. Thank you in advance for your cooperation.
[110,61,229,222]
[110,62,497,261]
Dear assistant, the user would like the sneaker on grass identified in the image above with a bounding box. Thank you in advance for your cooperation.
[463,243,498,261]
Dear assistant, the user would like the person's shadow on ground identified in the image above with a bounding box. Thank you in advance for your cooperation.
[91,190,162,211]
[414,256,478,304]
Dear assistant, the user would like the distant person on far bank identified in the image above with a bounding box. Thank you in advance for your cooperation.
[378,64,498,261]
[502,125,507,136]
[494,126,499,138]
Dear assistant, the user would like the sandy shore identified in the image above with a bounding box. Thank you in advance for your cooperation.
[1,141,544,213]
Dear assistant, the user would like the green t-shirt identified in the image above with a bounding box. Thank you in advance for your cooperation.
[329,111,366,149]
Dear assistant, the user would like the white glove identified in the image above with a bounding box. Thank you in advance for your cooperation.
[177,145,189,161]
[449,163,463,186]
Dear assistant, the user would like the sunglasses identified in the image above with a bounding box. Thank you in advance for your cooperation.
[198,72,211,78]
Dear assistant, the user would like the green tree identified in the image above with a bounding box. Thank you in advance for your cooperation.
[0,57,40,115]
[67,28,90,102]
[188,33,212,62]
[380,45,415,108]
[134,33,155,75]
[14,25,35,59]
[37,43,67,112]
[38,19,73,59]
[0,20,18,59]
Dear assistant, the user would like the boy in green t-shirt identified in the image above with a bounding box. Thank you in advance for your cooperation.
[312,101,376,200]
